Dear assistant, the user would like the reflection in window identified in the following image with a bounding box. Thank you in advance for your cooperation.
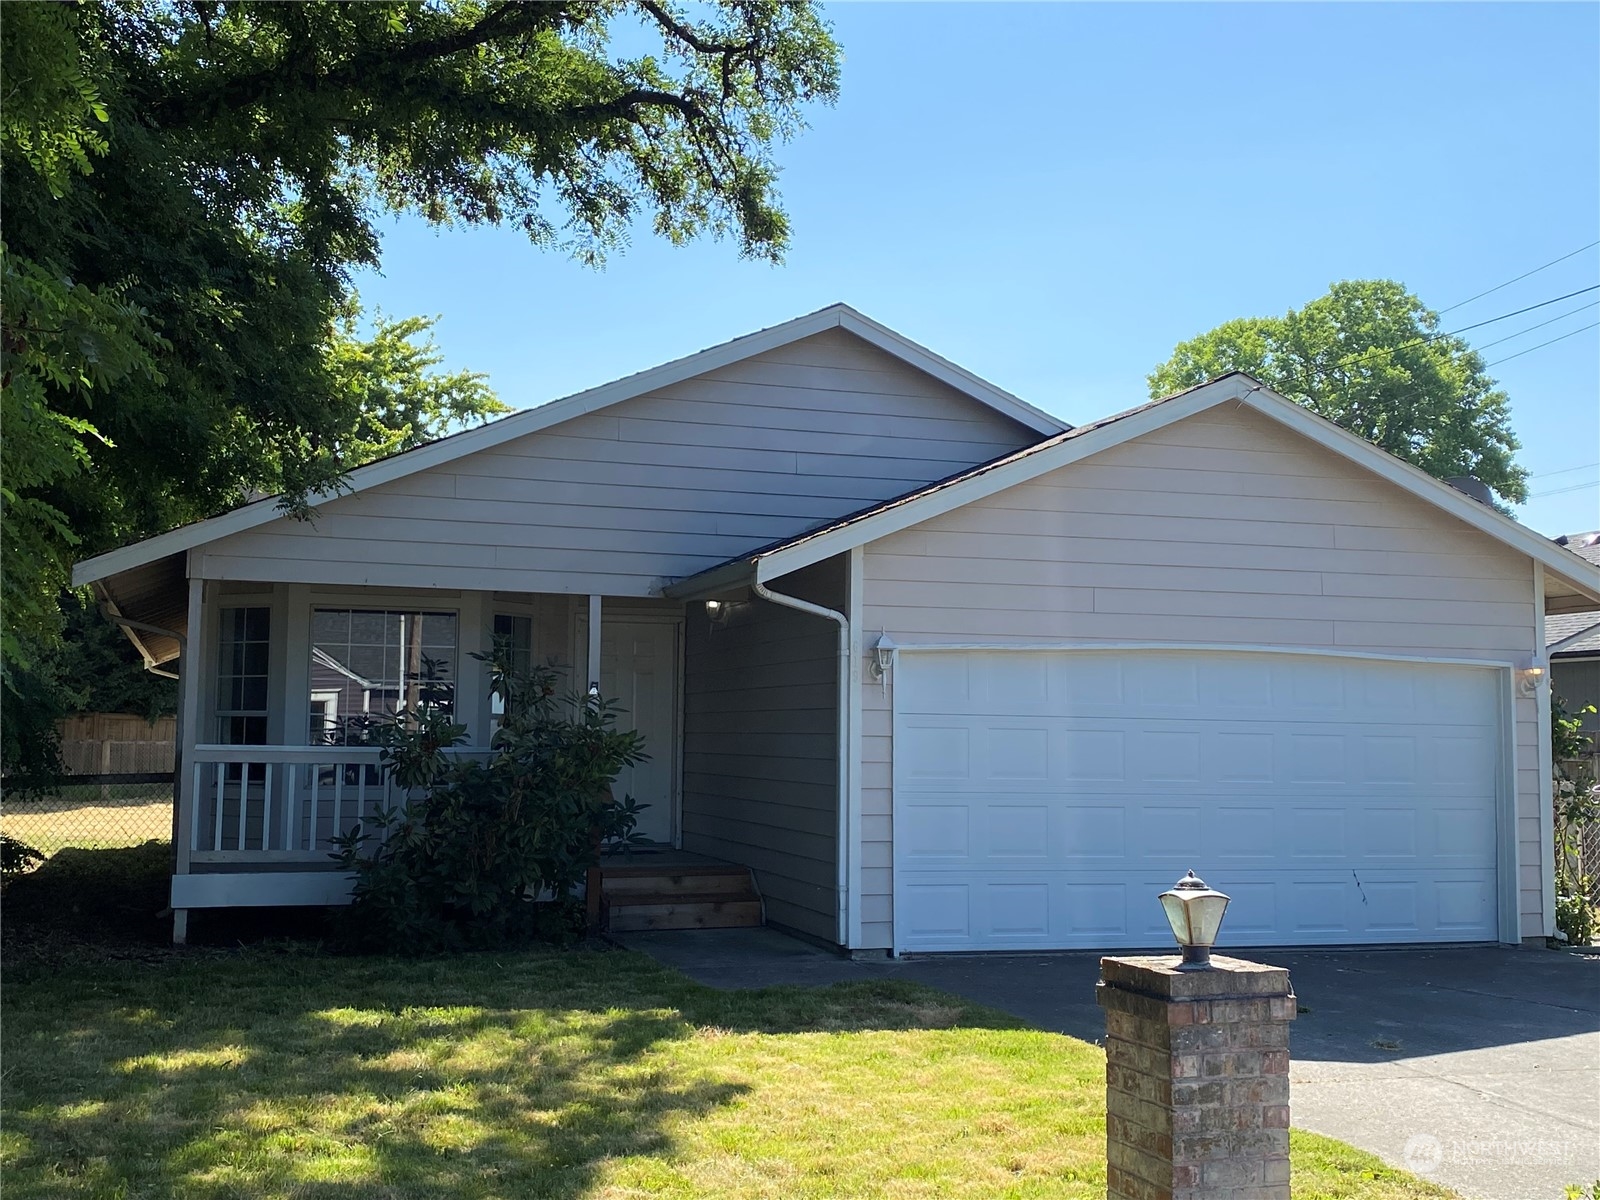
[309,609,457,745]
[490,614,535,733]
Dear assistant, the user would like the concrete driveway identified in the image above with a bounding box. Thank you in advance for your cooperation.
[622,929,1600,1200]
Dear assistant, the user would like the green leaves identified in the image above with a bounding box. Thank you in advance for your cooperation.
[2,0,839,686]
[2,0,838,753]
[336,660,648,953]
[1148,280,1529,506]
[0,4,110,199]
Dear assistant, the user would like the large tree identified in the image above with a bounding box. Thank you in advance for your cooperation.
[1,1,839,783]
[1147,280,1528,505]
[1,0,840,667]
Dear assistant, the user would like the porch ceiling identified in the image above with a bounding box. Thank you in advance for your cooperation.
[94,553,187,666]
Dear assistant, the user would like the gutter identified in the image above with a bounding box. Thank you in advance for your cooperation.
[752,559,851,949]
[97,591,186,680]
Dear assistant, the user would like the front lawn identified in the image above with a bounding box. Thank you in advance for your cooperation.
[0,946,1452,1199]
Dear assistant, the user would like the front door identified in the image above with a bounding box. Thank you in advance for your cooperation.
[597,619,680,845]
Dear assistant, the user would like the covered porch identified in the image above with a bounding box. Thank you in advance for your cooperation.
[85,560,849,945]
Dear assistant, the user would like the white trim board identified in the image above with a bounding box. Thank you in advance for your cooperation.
[870,640,1525,669]
[171,871,356,909]
[72,304,1065,588]
[688,376,1600,608]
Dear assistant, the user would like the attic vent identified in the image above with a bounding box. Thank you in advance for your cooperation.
[1445,476,1494,506]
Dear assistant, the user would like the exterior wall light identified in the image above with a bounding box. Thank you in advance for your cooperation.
[1158,870,1231,970]
[869,633,897,681]
[1516,664,1546,698]
[704,598,734,630]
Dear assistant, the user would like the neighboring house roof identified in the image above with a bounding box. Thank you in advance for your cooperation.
[311,647,377,690]
[72,303,1066,590]
[666,374,1600,614]
[1548,533,1600,655]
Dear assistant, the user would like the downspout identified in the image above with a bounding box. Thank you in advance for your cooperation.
[753,560,851,949]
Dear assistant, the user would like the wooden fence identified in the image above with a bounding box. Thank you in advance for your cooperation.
[58,713,176,776]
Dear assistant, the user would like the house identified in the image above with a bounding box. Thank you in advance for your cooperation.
[1548,532,1600,740]
[74,304,1600,952]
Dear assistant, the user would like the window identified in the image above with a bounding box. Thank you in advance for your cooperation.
[310,609,458,745]
[216,606,270,745]
[490,614,535,732]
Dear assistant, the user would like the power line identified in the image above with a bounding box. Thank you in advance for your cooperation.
[1529,479,1599,499]
[1444,286,1599,336]
[1323,285,1599,376]
[1484,321,1600,368]
[1532,461,1600,479]
[1472,300,1599,353]
[1439,240,1600,314]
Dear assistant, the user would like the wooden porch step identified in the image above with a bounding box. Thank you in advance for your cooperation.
[606,894,764,932]
[598,860,764,932]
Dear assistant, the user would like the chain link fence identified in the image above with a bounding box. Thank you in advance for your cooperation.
[3,774,175,949]
[1580,821,1600,908]
[1566,752,1600,909]
[2,773,175,861]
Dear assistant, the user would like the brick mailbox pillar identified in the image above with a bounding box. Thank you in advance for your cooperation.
[1097,955,1296,1200]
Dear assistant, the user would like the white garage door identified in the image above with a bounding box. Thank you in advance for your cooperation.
[893,650,1503,952]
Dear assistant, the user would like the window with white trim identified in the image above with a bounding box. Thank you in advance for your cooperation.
[216,606,271,746]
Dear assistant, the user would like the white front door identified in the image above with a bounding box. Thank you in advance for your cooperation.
[893,649,1504,952]
[598,619,681,845]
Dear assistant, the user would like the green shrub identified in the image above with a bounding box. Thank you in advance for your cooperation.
[1552,694,1598,947]
[333,654,646,953]
[1,833,44,882]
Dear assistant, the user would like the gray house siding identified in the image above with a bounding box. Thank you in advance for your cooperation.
[681,558,846,941]
[195,329,1038,594]
[855,404,1545,949]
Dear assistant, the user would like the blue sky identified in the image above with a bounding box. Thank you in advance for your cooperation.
[355,2,1600,536]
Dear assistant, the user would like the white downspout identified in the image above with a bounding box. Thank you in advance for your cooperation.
[753,561,851,948]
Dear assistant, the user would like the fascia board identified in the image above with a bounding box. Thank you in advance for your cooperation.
[1239,390,1600,605]
[73,304,1059,587]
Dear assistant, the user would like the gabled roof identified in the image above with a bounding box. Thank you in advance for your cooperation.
[1548,618,1600,656]
[1548,536,1600,653]
[665,374,1600,614]
[72,303,1065,589]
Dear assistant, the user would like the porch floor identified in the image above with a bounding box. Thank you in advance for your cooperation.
[595,848,735,872]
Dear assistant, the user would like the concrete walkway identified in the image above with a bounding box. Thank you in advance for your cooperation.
[621,928,1600,1200]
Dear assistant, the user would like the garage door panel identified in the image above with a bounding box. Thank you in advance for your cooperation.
[902,792,1491,870]
[894,650,1503,951]
[895,868,1499,950]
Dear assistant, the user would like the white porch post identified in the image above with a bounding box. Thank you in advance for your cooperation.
[172,573,205,945]
[587,595,602,695]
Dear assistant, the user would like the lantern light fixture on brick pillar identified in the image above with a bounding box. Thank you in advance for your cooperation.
[1159,870,1230,969]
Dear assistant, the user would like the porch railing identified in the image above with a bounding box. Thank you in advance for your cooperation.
[185,745,487,864]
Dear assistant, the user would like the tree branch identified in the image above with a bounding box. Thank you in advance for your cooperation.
[155,2,565,127]
[635,0,755,58]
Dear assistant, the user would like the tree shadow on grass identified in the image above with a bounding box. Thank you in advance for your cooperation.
[2,841,173,948]
[1,947,1026,1200]
[5,962,730,1198]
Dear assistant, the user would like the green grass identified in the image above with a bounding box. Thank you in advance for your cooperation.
[0,946,1456,1199]
[2,784,172,855]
